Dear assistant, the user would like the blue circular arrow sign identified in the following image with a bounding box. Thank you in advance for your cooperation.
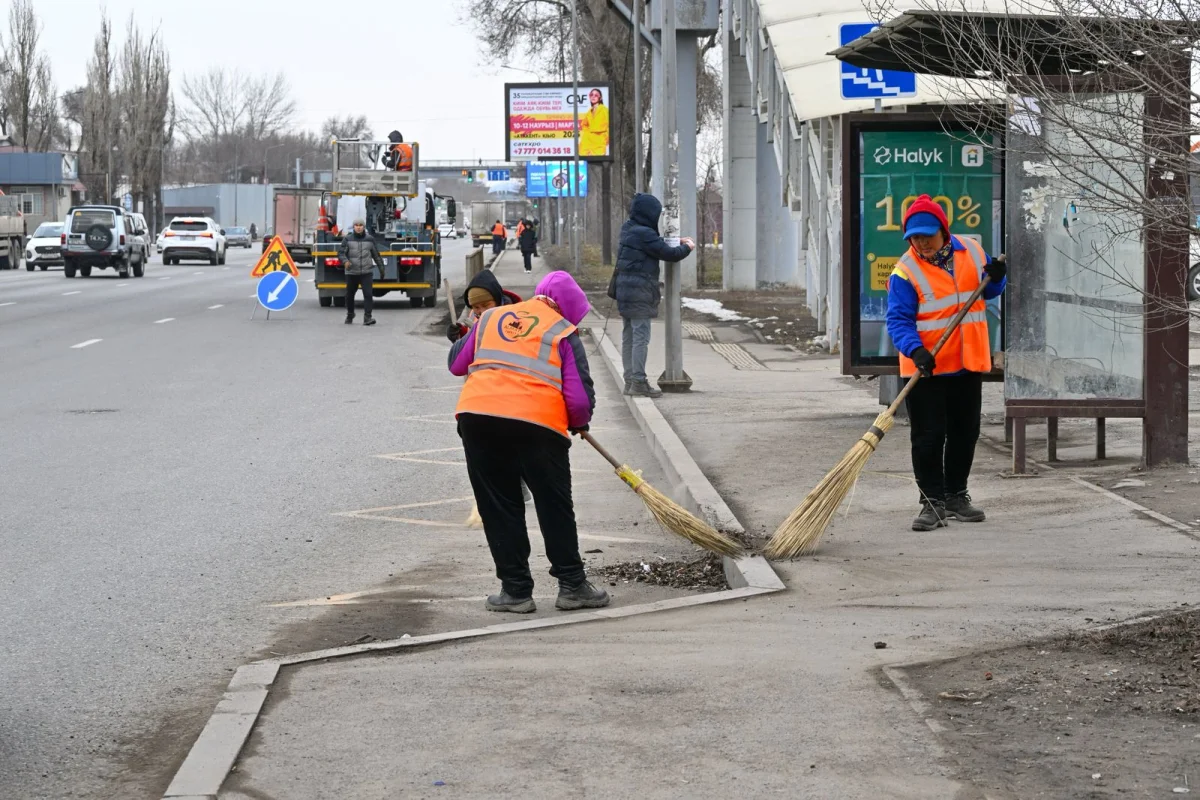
[256,271,298,311]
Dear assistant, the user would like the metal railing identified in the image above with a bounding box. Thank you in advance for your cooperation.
[332,140,420,197]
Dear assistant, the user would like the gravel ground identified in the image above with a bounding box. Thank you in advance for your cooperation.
[591,554,728,590]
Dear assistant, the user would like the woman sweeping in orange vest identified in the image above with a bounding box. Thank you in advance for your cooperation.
[448,270,607,613]
[886,195,1006,532]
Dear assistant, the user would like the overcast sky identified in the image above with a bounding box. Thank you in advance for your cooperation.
[35,0,525,160]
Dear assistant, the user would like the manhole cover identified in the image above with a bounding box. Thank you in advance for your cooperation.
[67,409,119,414]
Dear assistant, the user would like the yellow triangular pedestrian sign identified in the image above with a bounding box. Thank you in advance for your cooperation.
[251,236,299,277]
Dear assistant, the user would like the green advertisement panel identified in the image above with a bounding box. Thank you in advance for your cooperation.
[855,129,1003,366]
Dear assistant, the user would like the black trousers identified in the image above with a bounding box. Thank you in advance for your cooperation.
[492,237,504,255]
[904,372,983,503]
[345,273,373,317]
[458,413,585,597]
[521,251,533,271]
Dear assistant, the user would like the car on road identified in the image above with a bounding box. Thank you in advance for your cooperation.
[61,205,148,279]
[438,223,458,240]
[161,217,227,265]
[224,226,252,248]
[24,221,64,270]
[155,227,168,253]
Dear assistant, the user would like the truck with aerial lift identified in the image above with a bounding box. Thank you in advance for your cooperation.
[311,139,455,309]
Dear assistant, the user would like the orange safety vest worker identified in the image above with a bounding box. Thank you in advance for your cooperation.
[390,142,413,171]
[455,300,576,436]
[890,234,991,378]
[516,220,525,237]
[491,221,506,238]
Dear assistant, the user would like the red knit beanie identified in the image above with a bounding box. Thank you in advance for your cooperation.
[902,194,950,235]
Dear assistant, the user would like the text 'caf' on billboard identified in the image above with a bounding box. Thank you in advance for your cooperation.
[505,82,613,163]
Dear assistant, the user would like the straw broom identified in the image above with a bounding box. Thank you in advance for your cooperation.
[579,431,745,558]
[765,267,998,559]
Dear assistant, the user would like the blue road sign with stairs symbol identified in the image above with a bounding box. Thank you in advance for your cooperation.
[839,23,917,100]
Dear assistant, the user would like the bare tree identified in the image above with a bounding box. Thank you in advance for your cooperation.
[320,114,373,141]
[80,16,116,201]
[0,0,58,150]
[178,68,246,143]
[115,16,171,226]
[243,72,297,140]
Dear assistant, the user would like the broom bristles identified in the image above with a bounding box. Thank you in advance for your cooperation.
[764,410,896,559]
[626,475,745,558]
[464,502,482,528]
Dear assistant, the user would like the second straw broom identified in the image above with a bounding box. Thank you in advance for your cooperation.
[578,431,744,558]
[765,268,998,560]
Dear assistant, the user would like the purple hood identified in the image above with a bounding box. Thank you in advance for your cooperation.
[535,271,590,325]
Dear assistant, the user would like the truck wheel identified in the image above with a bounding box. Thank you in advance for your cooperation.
[319,295,332,307]
[409,297,423,309]
[423,295,436,308]
[64,261,76,278]
[333,296,346,308]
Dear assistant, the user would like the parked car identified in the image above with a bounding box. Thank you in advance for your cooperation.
[437,223,458,240]
[61,205,147,278]
[25,221,64,270]
[224,226,252,248]
[161,217,227,265]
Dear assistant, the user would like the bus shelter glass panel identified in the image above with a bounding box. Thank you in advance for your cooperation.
[1004,92,1145,401]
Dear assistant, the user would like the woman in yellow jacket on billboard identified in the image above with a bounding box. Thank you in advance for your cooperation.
[579,88,609,157]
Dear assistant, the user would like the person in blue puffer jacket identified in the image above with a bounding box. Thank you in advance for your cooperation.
[613,193,694,397]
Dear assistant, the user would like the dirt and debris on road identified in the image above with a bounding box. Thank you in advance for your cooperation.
[591,554,728,590]
[901,610,1200,797]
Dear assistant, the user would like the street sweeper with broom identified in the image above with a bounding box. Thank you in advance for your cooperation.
[885,194,1007,532]
[450,270,609,614]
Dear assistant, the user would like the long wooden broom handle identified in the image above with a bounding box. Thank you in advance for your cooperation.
[579,431,623,470]
[887,260,1000,416]
[444,278,457,322]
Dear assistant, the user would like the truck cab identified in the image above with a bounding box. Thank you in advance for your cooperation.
[311,139,442,310]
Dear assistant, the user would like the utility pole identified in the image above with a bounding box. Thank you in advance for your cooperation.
[295,157,301,188]
[657,0,690,391]
[571,0,582,274]
[633,0,643,194]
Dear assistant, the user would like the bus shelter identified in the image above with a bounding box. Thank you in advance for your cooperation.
[833,10,1192,470]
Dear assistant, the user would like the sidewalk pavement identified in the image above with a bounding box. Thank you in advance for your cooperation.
[214,287,1200,800]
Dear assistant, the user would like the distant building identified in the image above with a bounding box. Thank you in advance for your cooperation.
[161,183,280,232]
[0,151,85,229]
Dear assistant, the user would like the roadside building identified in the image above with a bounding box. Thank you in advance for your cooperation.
[0,150,84,229]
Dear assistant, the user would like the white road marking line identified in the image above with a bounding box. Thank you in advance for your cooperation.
[159,276,171,280]
[0,301,15,307]
[208,304,224,310]
[116,283,128,287]
[193,271,204,275]
[71,339,102,349]
[62,290,81,296]
[306,278,314,282]
[248,294,256,298]
[154,318,175,324]
[223,267,230,270]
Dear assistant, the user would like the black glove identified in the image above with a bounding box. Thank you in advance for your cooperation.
[447,323,467,343]
[984,256,1007,283]
[911,346,936,377]
[569,425,590,435]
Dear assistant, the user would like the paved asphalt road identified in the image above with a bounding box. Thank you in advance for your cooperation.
[0,238,479,798]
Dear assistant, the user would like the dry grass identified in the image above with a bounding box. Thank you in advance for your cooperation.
[764,410,896,559]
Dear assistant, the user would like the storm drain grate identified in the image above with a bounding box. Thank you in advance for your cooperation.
[683,322,715,342]
[711,343,767,371]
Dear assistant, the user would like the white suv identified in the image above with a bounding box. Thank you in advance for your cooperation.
[162,217,227,265]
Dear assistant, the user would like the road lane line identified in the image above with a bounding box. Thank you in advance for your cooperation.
[154,318,175,324]
[193,271,204,275]
[116,283,128,286]
[71,339,102,349]
[223,267,230,271]
[62,291,81,296]
[159,276,171,281]
[208,304,224,310]
[0,302,15,307]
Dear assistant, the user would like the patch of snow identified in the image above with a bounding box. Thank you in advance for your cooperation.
[682,297,748,322]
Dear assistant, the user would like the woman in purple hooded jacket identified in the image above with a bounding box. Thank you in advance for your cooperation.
[448,271,608,614]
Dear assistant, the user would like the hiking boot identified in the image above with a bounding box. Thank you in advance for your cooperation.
[625,380,662,398]
[912,500,948,531]
[555,580,610,610]
[945,492,986,522]
[485,592,536,614]
[363,316,376,326]
[344,315,354,324]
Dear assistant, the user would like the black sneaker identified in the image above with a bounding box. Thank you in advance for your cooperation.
[344,316,354,324]
[555,580,610,610]
[364,317,376,326]
[626,380,663,398]
[485,592,536,613]
[945,492,986,522]
[912,501,948,531]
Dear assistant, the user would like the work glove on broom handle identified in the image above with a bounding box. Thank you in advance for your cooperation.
[887,255,1003,416]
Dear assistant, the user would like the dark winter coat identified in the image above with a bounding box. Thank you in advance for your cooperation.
[338,231,384,275]
[518,223,537,254]
[614,193,691,319]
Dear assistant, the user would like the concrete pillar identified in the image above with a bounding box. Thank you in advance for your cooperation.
[650,44,664,199]
[677,34,698,289]
[722,16,756,290]
[776,190,800,287]
[755,120,777,286]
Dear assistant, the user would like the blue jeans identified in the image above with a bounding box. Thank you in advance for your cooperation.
[621,316,651,384]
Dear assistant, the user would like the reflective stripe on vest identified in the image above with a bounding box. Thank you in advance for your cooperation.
[915,310,989,331]
[456,301,575,436]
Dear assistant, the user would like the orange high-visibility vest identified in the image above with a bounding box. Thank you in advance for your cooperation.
[891,236,992,378]
[516,221,525,237]
[491,222,506,237]
[455,299,576,437]
[390,143,413,171]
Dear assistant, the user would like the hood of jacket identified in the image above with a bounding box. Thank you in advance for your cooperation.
[535,271,589,325]
[462,269,506,308]
[628,193,662,231]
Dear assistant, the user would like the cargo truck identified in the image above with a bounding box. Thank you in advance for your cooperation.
[0,194,26,269]
[265,187,323,264]
[469,201,507,249]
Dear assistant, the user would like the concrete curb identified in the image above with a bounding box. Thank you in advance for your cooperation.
[162,317,786,798]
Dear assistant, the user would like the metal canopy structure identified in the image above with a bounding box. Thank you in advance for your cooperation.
[829,9,1199,78]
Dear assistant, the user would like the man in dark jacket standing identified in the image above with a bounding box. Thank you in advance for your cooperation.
[337,219,385,325]
[518,218,537,274]
[614,193,694,397]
